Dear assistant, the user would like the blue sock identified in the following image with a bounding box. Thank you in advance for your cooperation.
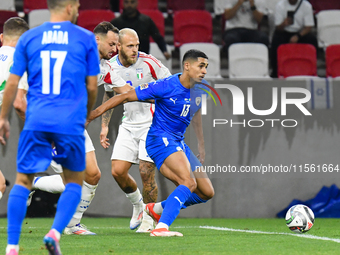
[51,183,82,233]
[159,185,192,226]
[161,192,208,210]
[7,184,30,245]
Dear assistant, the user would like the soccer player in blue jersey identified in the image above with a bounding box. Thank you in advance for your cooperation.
[0,0,100,254]
[88,49,214,237]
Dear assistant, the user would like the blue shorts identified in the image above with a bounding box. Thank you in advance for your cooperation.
[145,134,202,171]
[17,130,86,174]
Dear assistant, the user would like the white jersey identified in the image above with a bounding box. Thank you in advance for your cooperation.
[98,59,126,90]
[106,52,171,127]
[275,0,314,33]
[0,46,28,106]
[224,0,266,30]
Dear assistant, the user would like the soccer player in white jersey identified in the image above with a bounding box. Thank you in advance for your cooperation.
[100,28,171,232]
[0,18,29,202]
[12,22,132,236]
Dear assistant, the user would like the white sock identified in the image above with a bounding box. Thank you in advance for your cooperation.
[126,188,143,205]
[155,222,168,230]
[67,181,97,227]
[6,245,19,253]
[0,191,3,200]
[32,175,65,193]
[153,202,163,215]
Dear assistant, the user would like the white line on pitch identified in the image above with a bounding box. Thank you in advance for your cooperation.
[200,226,340,244]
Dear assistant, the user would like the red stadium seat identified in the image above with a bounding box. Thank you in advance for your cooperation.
[167,0,205,12]
[308,0,340,13]
[326,44,340,78]
[0,10,18,34]
[79,0,110,10]
[77,10,115,32]
[173,10,212,47]
[139,9,164,42]
[277,44,317,78]
[23,0,47,13]
[119,0,158,12]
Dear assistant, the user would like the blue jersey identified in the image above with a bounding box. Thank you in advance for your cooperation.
[11,21,100,135]
[135,74,208,140]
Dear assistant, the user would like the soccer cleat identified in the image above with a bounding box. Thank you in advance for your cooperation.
[6,249,18,255]
[150,228,183,237]
[44,230,62,255]
[26,190,35,206]
[130,203,143,230]
[63,223,96,235]
[136,219,154,233]
[145,203,161,225]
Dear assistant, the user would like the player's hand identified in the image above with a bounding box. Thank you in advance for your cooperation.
[197,147,205,164]
[100,126,110,149]
[290,35,299,43]
[0,118,10,146]
[163,52,171,60]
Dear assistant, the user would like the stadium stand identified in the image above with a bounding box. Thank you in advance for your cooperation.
[308,0,340,14]
[167,0,205,12]
[139,9,165,42]
[28,9,50,29]
[120,0,158,12]
[0,0,15,11]
[228,43,270,79]
[326,44,340,78]
[316,10,340,49]
[77,10,115,32]
[277,44,317,78]
[0,10,18,34]
[180,43,222,79]
[173,10,212,47]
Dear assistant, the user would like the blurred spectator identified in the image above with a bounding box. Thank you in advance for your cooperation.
[222,0,269,53]
[111,0,171,60]
[270,0,317,78]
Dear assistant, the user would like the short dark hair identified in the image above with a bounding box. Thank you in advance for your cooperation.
[93,22,119,35]
[182,49,208,66]
[47,0,77,10]
[3,17,29,37]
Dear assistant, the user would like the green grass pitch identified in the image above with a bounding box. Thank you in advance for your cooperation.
[1,218,340,254]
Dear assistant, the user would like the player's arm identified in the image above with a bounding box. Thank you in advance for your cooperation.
[88,89,138,123]
[0,74,21,145]
[86,75,98,120]
[13,88,27,121]
[192,109,205,164]
[100,84,133,148]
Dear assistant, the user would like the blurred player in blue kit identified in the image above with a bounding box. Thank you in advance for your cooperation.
[0,0,100,254]
[88,49,215,237]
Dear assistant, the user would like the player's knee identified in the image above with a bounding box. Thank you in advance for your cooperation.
[204,186,215,201]
[85,167,101,185]
[185,178,197,192]
[111,165,126,178]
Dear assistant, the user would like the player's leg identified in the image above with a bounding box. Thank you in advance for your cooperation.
[6,173,34,255]
[150,151,196,237]
[136,160,158,233]
[111,125,144,230]
[0,170,7,200]
[112,159,144,229]
[65,131,101,235]
[43,133,85,254]
[136,133,158,233]
[6,130,52,255]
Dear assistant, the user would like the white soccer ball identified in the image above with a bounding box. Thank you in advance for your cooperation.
[285,204,315,233]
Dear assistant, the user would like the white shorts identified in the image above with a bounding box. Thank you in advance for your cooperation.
[111,125,153,164]
[50,130,94,173]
